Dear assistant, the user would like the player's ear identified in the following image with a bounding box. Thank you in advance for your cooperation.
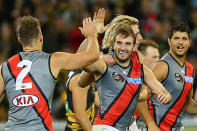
[39,33,43,43]
[17,36,22,45]
[189,38,192,46]
[168,38,171,47]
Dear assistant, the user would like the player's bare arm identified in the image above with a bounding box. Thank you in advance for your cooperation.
[143,64,172,104]
[194,90,197,102]
[184,88,197,115]
[138,84,148,102]
[69,74,92,131]
[76,39,88,53]
[135,50,144,63]
[78,58,107,88]
[152,61,168,82]
[136,101,160,131]
[78,72,94,88]
[101,54,115,67]
[0,65,5,102]
[83,58,107,80]
[135,62,166,131]
[50,17,100,78]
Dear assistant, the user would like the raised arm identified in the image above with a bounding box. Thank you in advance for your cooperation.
[0,65,5,103]
[143,63,172,104]
[50,17,100,78]
[76,8,108,54]
[93,8,110,34]
[69,73,92,131]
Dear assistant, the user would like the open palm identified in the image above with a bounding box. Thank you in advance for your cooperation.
[93,8,110,34]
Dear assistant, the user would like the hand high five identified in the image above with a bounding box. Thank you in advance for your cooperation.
[79,17,97,37]
[93,8,110,34]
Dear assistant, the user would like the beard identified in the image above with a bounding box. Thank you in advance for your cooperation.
[175,53,185,58]
[114,50,131,63]
[173,49,187,58]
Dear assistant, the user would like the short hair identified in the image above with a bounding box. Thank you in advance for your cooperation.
[138,40,159,55]
[16,15,41,46]
[102,15,138,49]
[168,21,190,39]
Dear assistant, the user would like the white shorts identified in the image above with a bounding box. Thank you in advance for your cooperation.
[92,125,119,131]
[128,121,140,131]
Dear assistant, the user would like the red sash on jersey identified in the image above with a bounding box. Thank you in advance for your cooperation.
[149,97,155,121]
[8,54,52,131]
[94,52,143,126]
[159,61,194,131]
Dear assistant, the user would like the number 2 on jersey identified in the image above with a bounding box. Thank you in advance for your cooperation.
[16,60,32,90]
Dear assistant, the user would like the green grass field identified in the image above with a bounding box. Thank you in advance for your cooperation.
[185,127,197,131]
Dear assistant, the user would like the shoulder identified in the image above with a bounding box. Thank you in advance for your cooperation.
[185,60,194,69]
[152,61,169,82]
[68,73,81,91]
[134,50,144,63]
[155,61,169,69]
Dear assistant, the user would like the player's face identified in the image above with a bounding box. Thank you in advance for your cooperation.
[143,46,160,70]
[168,31,191,58]
[131,25,143,50]
[113,34,134,63]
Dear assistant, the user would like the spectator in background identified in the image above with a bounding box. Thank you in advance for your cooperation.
[137,40,160,70]
[0,22,21,63]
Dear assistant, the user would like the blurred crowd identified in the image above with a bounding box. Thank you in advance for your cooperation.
[0,0,197,121]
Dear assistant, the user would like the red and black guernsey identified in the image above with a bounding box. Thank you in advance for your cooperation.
[159,61,194,131]
[3,51,56,131]
[150,53,195,131]
[94,52,144,129]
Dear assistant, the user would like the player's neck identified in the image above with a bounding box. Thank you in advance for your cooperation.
[169,52,185,66]
[115,57,131,68]
[23,44,42,52]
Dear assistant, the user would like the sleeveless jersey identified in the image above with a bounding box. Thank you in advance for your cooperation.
[150,53,195,131]
[94,52,144,131]
[1,51,56,131]
[65,70,95,130]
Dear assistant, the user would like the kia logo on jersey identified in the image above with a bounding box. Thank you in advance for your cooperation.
[12,93,39,108]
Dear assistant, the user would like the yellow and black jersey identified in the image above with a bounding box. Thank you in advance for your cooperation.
[65,70,96,131]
